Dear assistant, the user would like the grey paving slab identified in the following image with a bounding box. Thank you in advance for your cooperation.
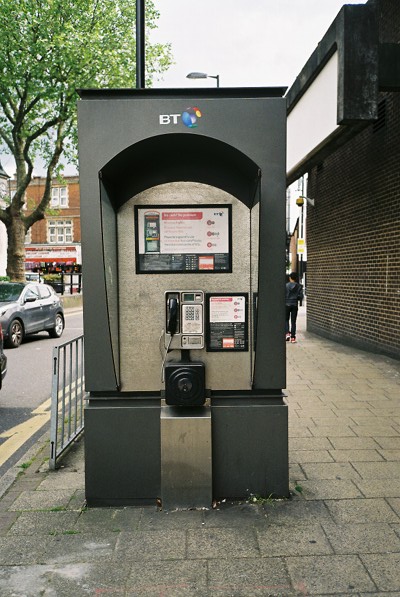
[257,523,333,556]
[262,499,334,525]
[354,478,400,498]
[187,528,260,559]
[42,532,118,565]
[289,437,333,451]
[377,449,400,460]
[7,511,80,535]
[325,497,400,524]
[37,471,85,491]
[127,560,208,596]
[289,450,334,464]
[300,462,361,480]
[352,461,400,479]
[289,463,307,482]
[308,425,358,438]
[349,424,400,437]
[388,498,400,517]
[360,553,400,591]
[322,521,400,554]
[286,554,376,594]
[9,489,73,512]
[208,557,296,597]
[328,437,381,450]
[298,479,363,500]
[329,449,385,462]
[0,536,53,565]
[0,562,131,597]
[74,506,142,531]
[202,502,266,528]
[361,593,400,597]
[140,507,205,529]
[115,529,186,560]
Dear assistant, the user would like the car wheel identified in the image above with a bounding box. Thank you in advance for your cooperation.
[49,313,64,338]
[5,319,24,348]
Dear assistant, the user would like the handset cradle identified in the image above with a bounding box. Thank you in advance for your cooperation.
[165,290,204,350]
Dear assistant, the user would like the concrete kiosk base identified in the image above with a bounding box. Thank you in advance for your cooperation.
[84,396,288,507]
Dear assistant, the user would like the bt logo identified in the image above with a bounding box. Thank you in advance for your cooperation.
[159,106,202,128]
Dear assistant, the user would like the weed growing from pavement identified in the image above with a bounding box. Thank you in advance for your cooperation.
[247,493,275,506]
[18,459,34,470]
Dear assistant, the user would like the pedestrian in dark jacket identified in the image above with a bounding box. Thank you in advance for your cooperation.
[285,272,304,343]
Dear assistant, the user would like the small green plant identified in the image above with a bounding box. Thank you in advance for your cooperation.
[43,274,62,283]
[294,484,303,494]
[0,276,10,282]
[18,460,33,470]
[247,492,275,506]
[49,506,67,512]
[62,530,80,535]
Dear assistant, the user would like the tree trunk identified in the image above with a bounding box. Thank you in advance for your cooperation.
[6,216,26,281]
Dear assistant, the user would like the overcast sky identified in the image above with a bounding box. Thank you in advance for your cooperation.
[1,0,368,176]
[151,0,367,89]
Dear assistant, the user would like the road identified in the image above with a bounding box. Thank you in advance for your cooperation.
[0,309,83,475]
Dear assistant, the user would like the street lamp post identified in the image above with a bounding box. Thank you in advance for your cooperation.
[186,72,220,87]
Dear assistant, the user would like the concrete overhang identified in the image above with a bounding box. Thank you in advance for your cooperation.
[286,2,399,185]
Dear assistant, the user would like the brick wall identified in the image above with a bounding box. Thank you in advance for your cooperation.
[25,176,81,243]
[306,0,400,359]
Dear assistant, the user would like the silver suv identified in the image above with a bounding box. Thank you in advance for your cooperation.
[0,282,64,348]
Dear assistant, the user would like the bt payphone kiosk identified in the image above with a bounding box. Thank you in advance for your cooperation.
[78,87,288,507]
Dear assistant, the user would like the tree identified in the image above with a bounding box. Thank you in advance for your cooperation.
[0,0,172,280]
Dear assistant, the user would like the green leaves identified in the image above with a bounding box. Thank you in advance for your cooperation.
[0,0,173,278]
[0,0,173,159]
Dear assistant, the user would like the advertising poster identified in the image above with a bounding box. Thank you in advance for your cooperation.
[135,205,231,273]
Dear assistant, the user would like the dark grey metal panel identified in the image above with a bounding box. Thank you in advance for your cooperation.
[100,182,120,387]
[212,402,289,499]
[84,404,161,505]
[337,4,378,124]
[78,172,117,391]
[254,100,287,390]
[379,43,400,91]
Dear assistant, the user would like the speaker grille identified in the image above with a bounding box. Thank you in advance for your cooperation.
[165,363,205,406]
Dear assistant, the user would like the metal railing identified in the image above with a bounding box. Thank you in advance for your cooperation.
[47,272,83,295]
[49,335,86,469]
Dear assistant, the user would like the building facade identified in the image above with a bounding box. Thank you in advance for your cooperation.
[306,0,399,358]
[13,175,82,273]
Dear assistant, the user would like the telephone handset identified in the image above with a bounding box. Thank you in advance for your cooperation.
[165,290,204,349]
[167,297,179,336]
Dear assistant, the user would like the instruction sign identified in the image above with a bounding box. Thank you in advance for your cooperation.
[206,293,248,351]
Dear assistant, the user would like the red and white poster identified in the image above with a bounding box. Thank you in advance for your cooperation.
[135,205,231,273]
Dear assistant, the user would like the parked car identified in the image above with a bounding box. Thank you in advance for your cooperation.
[0,323,7,387]
[25,272,43,283]
[0,282,65,349]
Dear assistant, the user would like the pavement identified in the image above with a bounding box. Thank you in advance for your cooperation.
[0,305,399,596]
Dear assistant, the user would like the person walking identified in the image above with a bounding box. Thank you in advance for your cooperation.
[285,272,304,343]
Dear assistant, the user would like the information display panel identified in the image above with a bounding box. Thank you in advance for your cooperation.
[135,205,232,274]
[206,293,249,352]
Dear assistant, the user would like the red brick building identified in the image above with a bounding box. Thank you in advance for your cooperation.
[12,175,82,272]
